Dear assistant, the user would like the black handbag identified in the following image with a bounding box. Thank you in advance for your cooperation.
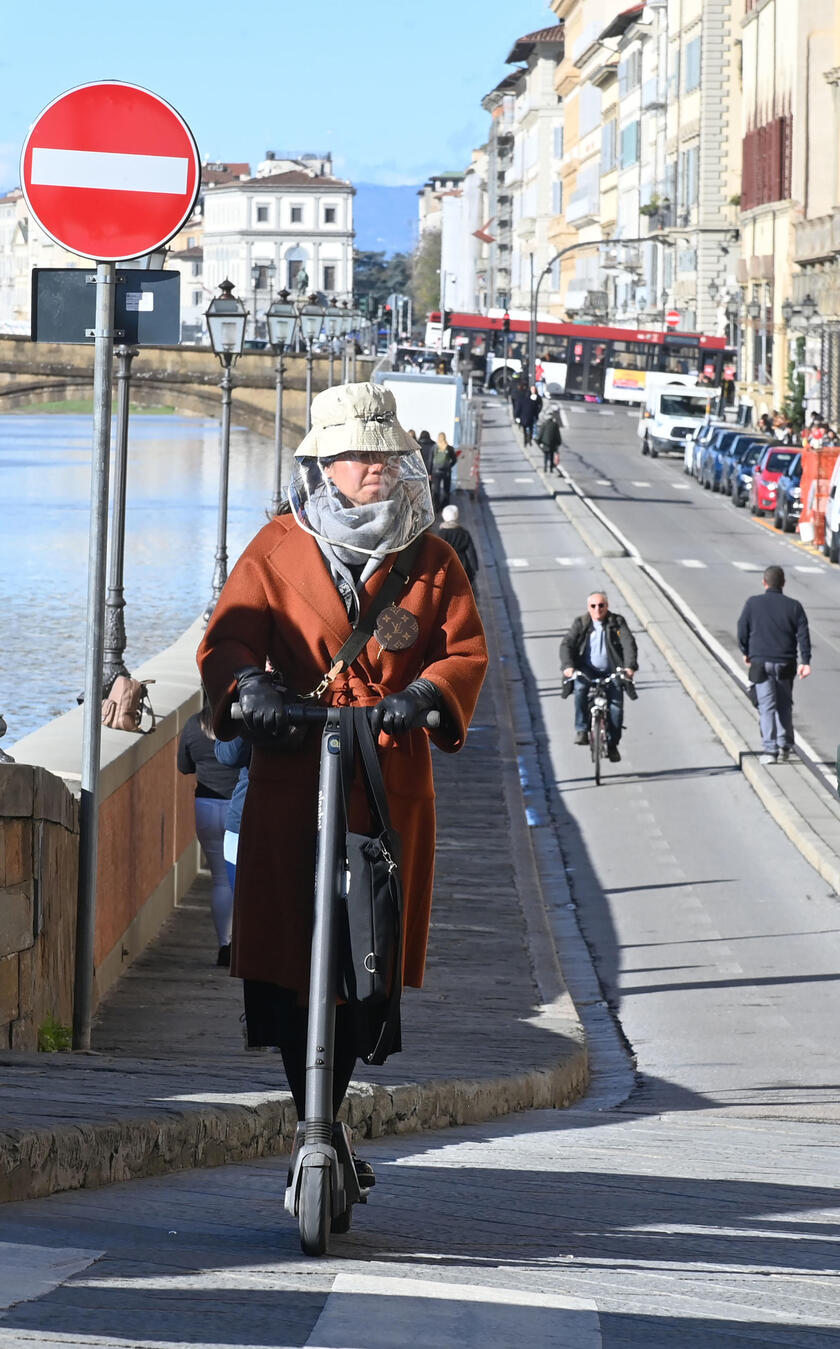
[338,707,404,1066]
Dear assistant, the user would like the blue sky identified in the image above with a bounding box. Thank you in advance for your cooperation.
[1,1,556,192]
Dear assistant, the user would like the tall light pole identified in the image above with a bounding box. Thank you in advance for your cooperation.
[324,298,342,387]
[102,343,138,691]
[203,279,247,624]
[265,288,299,515]
[298,294,325,431]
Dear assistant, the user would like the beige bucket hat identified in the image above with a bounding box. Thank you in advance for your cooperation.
[295,381,417,459]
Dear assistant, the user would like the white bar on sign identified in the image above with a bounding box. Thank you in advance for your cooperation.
[125,293,154,312]
[31,147,188,195]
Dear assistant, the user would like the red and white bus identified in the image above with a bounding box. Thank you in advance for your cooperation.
[426,310,735,404]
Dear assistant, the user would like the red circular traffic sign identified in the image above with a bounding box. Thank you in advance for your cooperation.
[665,309,682,328]
[20,81,201,262]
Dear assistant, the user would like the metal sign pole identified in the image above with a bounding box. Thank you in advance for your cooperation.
[73,260,116,1050]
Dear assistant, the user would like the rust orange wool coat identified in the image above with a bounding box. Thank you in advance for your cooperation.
[197,513,488,995]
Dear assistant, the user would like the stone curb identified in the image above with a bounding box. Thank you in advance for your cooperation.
[0,1055,588,1205]
[521,430,840,899]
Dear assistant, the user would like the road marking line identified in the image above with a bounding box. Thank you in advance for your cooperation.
[631,481,651,487]
[678,559,706,568]
[0,1242,103,1311]
[514,476,534,483]
[732,561,763,571]
[671,483,691,490]
[305,1274,602,1349]
[597,409,615,416]
[596,478,611,485]
[795,565,823,573]
[482,477,496,483]
[31,147,189,195]
[507,558,530,568]
[555,556,586,566]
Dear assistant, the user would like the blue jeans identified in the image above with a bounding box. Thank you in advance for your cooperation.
[195,796,234,946]
[754,661,794,752]
[574,674,624,747]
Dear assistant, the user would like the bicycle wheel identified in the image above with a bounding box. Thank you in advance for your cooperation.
[591,710,602,786]
[299,1165,331,1256]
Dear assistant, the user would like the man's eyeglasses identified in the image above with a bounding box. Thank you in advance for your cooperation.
[588,601,607,610]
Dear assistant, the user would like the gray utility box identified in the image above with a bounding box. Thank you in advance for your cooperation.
[31,268,180,345]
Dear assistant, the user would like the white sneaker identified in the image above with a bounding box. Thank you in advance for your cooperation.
[759,752,778,765]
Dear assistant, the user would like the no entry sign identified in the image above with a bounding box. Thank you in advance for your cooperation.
[665,309,682,328]
[21,81,201,262]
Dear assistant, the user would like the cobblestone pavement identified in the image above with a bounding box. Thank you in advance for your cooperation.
[1,403,838,1347]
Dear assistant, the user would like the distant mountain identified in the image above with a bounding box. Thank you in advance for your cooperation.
[353,183,421,257]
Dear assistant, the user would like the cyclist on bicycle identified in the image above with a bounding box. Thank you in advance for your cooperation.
[560,591,638,762]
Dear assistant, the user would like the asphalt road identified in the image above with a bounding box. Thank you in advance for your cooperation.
[556,401,840,766]
[1,403,838,1347]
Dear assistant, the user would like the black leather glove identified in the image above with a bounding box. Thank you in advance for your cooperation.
[369,678,442,738]
[235,666,288,739]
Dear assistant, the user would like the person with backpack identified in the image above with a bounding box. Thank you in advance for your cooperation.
[536,409,563,473]
[438,503,479,597]
[431,432,458,510]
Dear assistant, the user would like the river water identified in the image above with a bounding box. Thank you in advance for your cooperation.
[0,412,282,748]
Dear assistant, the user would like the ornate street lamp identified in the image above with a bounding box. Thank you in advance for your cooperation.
[781,297,794,327]
[265,288,299,515]
[324,299,343,387]
[297,295,325,430]
[102,342,139,692]
[203,279,247,623]
[746,297,762,320]
[708,278,720,304]
[801,293,818,322]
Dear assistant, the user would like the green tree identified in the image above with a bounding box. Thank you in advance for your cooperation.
[782,335,806,430]
[412,229,442,324]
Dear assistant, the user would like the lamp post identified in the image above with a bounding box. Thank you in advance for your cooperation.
[203,279,247,624]
[337,301,352,381]
[298,294,324,431]
[265,288,299,516]
[250,261,275,342]
[725,294,742,381]
[102,343,139,691]
[324,298,342,387]
[746,293,767,387]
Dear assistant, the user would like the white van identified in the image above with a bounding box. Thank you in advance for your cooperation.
[821,454,840,562]
[637,375,718,458]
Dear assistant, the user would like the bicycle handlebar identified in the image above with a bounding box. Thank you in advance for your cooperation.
[566,669,628,685]
[230,702,441,730]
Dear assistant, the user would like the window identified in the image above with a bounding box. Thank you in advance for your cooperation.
[290,205,302,223]
[191,261,201,277]
[684,36,701,92]
[678,146,699,207]
[552,179,563,215]
[288,257,305,288]
[601,120,617,172]
[187,236,196,248]
[618,49,642,97]
[256,205,269,223]
[553,125,564,158]
[323,264,336,292]
[620,121,640,168]
[324,206,336,224]
[192,291,202,306]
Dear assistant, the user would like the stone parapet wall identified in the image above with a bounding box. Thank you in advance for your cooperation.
[8,619,208,1039]
[0,765,79,1050]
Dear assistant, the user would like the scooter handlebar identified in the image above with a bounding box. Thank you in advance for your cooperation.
[230,702,440,729]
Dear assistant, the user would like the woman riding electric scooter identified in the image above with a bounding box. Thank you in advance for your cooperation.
[198,382,487,1232]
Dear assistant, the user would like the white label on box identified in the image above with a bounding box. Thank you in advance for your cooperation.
[125,292,154,312]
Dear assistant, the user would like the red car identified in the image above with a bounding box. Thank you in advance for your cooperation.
[749,446,800,516]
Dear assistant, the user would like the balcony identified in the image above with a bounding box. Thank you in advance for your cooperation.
[794,208,840,265]
[565,189,600,228]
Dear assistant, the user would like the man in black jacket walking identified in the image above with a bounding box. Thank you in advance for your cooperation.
[737,565,811,763]
[560,592,638,761]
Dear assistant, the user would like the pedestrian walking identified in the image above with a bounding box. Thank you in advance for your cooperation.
[536,409,563,473]
[198,381,487,1143]
[514,384,543,446]
[438,503,479,596]
[415,429,435,476]
[177,698,240,966]
[431,431,458,510]
[737,564,811,763]
[560,591,638,763]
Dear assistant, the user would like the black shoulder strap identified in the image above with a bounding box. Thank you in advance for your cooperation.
[330,534,422,677]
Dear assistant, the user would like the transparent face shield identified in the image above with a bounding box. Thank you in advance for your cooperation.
[288,447,435,558]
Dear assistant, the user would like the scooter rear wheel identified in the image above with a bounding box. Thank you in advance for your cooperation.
[299,1166,331,1256]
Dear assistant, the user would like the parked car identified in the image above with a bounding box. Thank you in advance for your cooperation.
[821,453,840,562]
[772,453,802,532]
[685,419,729,476]
[731,441,769,507]
[749,446,800,516]
[698,428,753,491]
[719,434,773,496]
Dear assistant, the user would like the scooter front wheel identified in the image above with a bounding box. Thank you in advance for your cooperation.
[299,1165,331,1256]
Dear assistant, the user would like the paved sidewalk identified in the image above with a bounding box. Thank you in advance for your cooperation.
[0,493,587,1205]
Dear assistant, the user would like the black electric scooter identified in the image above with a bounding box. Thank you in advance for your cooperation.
[233,701,437,1255]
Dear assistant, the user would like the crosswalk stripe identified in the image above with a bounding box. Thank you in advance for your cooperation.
[732,561,763,571]
[678,559,706,568]
[507,558,530,568]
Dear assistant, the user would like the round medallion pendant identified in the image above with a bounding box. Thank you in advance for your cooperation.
[374,605,420,652]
